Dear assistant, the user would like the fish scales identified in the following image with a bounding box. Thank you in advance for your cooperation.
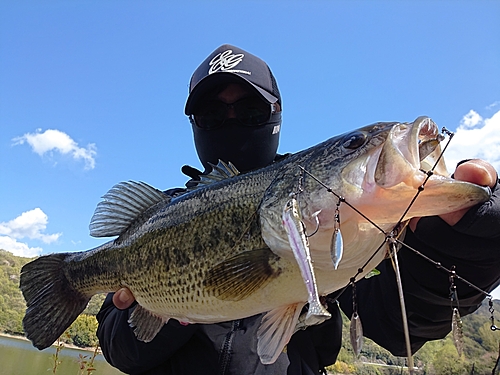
[65,173,295,318]
[20,117,491,364]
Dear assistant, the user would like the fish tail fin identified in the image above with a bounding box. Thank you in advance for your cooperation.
[20,253,91,350]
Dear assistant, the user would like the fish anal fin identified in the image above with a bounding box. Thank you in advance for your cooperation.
[128,305,169,342]
[204,248,281,301]
[257,303,303,364]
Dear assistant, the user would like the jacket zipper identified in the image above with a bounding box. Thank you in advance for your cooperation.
[218,319,241,375]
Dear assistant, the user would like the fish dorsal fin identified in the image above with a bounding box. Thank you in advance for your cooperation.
[257,303,303,364]
[187,160,240,191]
[89,181,169,238]
[128,304,169,342]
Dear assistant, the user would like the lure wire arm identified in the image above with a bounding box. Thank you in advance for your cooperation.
[388,238,415,374]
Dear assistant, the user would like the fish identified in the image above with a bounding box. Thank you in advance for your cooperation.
[20,116,490,364]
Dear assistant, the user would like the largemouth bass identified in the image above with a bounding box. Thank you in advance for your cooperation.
[20,117,490,364]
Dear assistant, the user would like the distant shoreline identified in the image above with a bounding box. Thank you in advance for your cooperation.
[0,331,98,352]
[0,331,29,341]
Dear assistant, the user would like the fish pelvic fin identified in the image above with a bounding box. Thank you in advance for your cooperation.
[204,248,282,301]
[128,305,169,342]
[257,303,303,364]
[20,253,91,350]
[89,181,170,238]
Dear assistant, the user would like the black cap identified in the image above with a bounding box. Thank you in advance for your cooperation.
[185,44,281,115]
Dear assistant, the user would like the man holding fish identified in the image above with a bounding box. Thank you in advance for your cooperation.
[61,45,500,374]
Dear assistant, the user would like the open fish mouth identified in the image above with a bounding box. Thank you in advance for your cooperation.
[374,116,449,189]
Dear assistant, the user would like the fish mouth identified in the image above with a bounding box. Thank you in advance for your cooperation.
[374,116,449,188]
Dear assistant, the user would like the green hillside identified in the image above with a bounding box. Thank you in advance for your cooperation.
[0,249,30,335]
[0,249,104,347]
[330,301,500,374]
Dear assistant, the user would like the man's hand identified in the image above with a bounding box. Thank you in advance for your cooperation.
[410,159,497,231]
[113,287,136,309]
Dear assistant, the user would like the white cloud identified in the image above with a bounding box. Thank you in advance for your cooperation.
[0,208,62,257]
[0,208,61,243]
[13,129,97,170]
[459,109,483,129]
[486,101,500,111]
[0,236,42,258]
[444,109,500,172]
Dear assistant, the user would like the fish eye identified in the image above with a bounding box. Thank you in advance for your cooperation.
[342,131,367,149]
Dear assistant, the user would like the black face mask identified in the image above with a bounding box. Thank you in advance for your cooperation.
[191,112,281,174]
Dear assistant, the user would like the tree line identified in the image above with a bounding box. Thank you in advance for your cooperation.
[0,249,103,348]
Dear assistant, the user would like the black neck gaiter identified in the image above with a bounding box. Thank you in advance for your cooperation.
[192,113,281,174]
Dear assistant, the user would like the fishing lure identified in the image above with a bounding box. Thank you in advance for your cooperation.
[349,283,363,356]
[330,198,344,270]
[449,268,465,357]
[350,312,363,356]
[282,193,331,326]
[452,308,464,357]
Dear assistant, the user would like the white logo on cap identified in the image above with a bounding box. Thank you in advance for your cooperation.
[209,50,250,75]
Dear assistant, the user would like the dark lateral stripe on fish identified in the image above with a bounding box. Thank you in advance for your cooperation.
[20,253,91,350]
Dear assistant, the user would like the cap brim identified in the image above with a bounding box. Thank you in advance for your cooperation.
[185,72,278,115]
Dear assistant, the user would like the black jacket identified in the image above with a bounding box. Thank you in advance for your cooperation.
[97,174,500,374]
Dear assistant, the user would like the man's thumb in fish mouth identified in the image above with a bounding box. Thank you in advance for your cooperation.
[409,159,498,230]
[113,288,136,310]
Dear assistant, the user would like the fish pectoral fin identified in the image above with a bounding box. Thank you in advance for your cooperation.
[204,248,282,301]
[128,305,169,342]
[257,303,303,364]
[90,181,170,238]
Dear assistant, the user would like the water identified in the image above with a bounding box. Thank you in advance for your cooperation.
[0,334,125,375]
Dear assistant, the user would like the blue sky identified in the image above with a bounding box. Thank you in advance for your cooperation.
[1,1,499,295]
